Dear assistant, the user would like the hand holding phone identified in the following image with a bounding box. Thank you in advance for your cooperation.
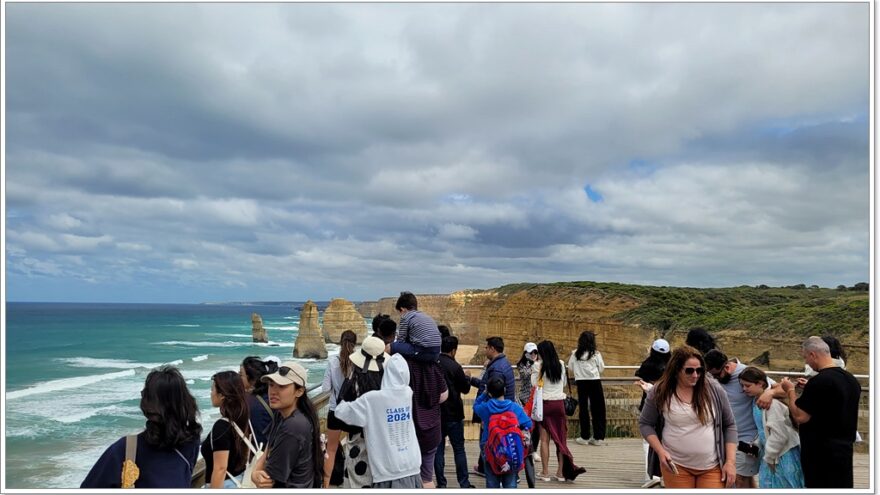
[668,461,679,475]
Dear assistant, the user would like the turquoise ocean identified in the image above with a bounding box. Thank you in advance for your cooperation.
[5,302,359,489]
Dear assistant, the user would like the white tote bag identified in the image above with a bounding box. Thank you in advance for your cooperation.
[225,419,263,489]
[531,379,544,422]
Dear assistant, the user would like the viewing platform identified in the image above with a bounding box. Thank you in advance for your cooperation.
[192,364,871,489]
[435,437,871,489]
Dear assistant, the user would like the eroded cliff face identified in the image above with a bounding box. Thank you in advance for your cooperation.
[251,313,268,343]
[322,298,368,343]
[357,287,655,366]
[356,287,869,373]
[293,300,328,359]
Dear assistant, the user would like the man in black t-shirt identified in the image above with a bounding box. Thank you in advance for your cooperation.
[762,336,861,488]
[435,335,480,488]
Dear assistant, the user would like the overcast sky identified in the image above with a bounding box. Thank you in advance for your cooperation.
[4,3,870,303]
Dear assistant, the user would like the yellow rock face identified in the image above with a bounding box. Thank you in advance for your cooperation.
[322,298,368,343]
[251,312,268,343]
[293,300,327,359]
[357,287,869,373]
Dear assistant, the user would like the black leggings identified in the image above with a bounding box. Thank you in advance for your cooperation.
[576,379,606,440]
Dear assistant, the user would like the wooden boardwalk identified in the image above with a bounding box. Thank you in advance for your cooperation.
[437,438,871,489]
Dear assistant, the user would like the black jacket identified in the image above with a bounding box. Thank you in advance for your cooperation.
[439,353,477,422]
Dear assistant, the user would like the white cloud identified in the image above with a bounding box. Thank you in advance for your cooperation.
[173,259,199,270]
[437,223,478,240]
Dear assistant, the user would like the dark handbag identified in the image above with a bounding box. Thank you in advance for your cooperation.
[564,377,578,416]
[646,415,665,478]
[329,447,345,486]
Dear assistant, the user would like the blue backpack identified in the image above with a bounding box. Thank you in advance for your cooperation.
[484,410,526,475]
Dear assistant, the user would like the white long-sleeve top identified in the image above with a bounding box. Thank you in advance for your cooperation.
[760,399,800,466]
[567,350,605,380]
[531,360,567,401]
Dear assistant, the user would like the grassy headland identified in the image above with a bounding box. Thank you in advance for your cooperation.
[495,281,869,340]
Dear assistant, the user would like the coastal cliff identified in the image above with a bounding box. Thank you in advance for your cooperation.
[357,283,869,372]
[322,298,367,343]
[293,300,328,359]
[357,287,655,366]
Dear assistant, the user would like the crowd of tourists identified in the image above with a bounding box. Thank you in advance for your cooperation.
[80,300,863,490]
[636,329,862,489]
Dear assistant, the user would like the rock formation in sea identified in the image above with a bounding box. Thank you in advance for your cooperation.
[251,313,268,343]
[322,298,367,343]
[293,300,328,359]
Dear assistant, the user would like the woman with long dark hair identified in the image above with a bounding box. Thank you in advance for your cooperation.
[250,361,323,488]
[531,340,586,482]
[568,330,607,446]
[321,330,357,487]
[639,345,737,488]
[82,366,202,488]
[240,356,278,448]
[202,370,252,488]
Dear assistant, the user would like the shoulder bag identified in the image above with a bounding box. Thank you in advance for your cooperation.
[120,434,139,488]
[531,376,544,422]
[215,418,262,489]
[564,375,579,417]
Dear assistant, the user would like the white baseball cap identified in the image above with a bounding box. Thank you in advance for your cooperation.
[261,361,308,387]
[651,339,670,354]
[524,342,538,354]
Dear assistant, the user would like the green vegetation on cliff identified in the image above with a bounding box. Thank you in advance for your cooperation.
[497,281,869,339]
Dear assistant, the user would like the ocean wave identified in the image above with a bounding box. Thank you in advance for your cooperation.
[157,340,247,348]
[283,316,297,320]
[203,333,253,338]
[52,404,136,424]
[57,357,163,370]
[166,324,201,327]
[263,325,298,331]
[157,340,295,349]
[256,341,294,348]
[7,369,136,400]
[192,355,209,362]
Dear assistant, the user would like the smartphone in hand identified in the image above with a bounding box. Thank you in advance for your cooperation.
[668,461,679,475]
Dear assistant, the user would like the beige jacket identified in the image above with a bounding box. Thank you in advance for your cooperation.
[761,399,800,467]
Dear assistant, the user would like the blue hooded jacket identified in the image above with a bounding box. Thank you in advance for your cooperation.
[473,393,533,447]
[478,353,516,401]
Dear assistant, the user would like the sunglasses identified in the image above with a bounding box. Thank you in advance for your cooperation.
[278,366,305,384]
[683,367,705,375]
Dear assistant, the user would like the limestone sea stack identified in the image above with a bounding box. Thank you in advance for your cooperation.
[251,313,268,343]
[322,298,367,343]
[293,300,328,359]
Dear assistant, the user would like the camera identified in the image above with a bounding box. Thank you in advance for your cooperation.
[737,441,760,457]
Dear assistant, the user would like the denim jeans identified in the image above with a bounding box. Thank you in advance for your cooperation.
[435,419,471,488]
[482,453,518,488]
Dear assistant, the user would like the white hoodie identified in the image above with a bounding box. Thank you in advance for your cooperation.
[333,354,421,483]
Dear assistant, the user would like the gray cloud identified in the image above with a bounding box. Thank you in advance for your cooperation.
[4,3,870,302]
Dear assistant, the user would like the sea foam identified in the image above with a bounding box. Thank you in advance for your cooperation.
[192,355,209,362]
[7,369,136,400]
[57,357,163,369]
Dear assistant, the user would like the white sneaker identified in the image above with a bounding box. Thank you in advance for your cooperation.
[533,453,541,463]
[641,478,662,488]
[588,438,607,446]
[574,437,590,446]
